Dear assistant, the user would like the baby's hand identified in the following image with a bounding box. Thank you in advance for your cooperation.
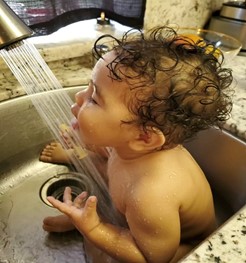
[47,187,101,235]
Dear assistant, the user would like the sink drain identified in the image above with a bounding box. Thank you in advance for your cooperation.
[40,172,94,207]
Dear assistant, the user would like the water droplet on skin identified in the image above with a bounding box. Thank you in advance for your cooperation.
[168,171,176,179]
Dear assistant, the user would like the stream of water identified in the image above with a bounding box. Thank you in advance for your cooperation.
[0,39,119,225]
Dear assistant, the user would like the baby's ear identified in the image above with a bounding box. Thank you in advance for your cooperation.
[129,127,165,152]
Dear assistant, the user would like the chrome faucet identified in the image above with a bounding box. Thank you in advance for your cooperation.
[0,0,33,49]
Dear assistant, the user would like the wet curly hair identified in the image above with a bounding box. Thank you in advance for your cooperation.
[93,26,233,149]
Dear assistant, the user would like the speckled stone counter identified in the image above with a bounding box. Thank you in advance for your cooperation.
[222,56,246,142]
[182,206,246,262]
[144,0,224,31]
[0,19,131,101]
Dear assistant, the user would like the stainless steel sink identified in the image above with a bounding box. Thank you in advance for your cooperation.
[0,87,246,263]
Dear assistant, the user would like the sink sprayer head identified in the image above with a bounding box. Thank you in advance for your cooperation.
[0,0,33,49]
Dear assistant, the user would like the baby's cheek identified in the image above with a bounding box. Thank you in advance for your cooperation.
[78,117,97,140]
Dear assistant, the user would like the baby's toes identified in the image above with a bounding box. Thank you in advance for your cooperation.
[39,154,52,162]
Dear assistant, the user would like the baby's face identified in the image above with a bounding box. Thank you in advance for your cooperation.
[71,52,137,148]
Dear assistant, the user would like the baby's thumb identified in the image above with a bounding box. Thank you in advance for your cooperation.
[85,196,98,212]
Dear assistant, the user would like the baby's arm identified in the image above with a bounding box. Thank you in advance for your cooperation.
[48,187,148,262]
[48,185,181,263]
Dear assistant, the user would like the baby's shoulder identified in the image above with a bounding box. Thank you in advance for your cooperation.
[129,148,208,202]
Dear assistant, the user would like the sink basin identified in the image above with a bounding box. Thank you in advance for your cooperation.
[0,87,245,262]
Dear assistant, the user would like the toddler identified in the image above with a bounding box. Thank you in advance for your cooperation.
[40,26,233,263]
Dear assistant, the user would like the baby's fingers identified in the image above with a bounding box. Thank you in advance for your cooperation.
[63,186,73,205]
[84,196,98,215]
[74,191,88,208]
[47,196,72,215]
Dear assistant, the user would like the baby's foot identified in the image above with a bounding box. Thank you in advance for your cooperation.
[39,142,73,164]
[43,214,75,232]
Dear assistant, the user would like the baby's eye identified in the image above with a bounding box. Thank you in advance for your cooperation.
[89,96,98,105]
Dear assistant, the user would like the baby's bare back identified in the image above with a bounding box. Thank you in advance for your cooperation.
[107,146,216,262]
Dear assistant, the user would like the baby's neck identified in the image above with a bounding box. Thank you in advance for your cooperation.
[109,147,159,161]
[109,144,184,161]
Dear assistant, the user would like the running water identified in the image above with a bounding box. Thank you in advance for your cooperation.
[0,39,119,225]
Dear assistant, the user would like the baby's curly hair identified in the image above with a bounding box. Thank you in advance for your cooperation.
[93,26,233,149]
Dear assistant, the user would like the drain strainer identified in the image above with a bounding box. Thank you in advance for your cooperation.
[40,172,94,207]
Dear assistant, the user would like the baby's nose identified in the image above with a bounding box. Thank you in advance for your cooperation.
[75,90,85,106]
[71,90,85,117]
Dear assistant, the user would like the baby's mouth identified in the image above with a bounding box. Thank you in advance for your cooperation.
[71,118,79,130]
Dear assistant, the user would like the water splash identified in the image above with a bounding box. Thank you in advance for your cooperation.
[0,40,121,224]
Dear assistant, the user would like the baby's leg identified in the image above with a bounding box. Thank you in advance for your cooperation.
[39,142,74,164]
[43,214,75,232]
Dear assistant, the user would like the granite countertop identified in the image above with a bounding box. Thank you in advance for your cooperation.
[182,206,246,262]
[0,19,245,262]
[0,19,131,101]
[221,56,246,142]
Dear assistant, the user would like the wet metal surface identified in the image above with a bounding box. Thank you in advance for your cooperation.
[0,153,86,263]
[0,88,87,262]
